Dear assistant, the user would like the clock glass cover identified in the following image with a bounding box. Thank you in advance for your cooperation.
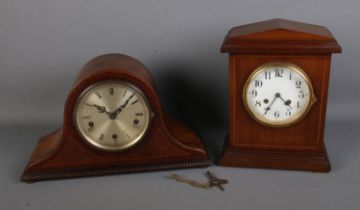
[243,63,316,127]
[74,80,152,151]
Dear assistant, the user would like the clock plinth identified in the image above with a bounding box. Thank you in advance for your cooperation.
[220,135,331,172]
[219,19,341,172]
[21,54,210,182]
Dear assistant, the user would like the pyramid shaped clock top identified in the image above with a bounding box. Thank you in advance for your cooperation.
[220,19,341,172]
[221,19,341,54]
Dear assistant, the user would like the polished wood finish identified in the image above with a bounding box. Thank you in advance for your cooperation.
[220,19,342,172]
[221,19,341,54]
[21,54,210,182]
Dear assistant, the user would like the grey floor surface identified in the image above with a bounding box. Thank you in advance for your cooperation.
[0,119,359,210]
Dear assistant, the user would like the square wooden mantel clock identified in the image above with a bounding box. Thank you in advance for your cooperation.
[219,19,341,172]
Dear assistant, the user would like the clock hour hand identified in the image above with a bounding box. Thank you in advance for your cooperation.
[86,103,111,115]
[264,107,271,115]
[263,93,280,115]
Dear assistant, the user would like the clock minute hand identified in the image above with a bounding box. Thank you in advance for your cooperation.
[263,93,280,115]
[114,93,135,114]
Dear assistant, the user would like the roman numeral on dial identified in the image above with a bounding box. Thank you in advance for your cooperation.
[109,87,114,95]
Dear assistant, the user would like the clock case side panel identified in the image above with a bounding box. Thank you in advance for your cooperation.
[220,54,332,172]
[21,54,210,183]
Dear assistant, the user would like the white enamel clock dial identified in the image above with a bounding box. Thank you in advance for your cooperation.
[74,81,152,151]
[243,63,316,127]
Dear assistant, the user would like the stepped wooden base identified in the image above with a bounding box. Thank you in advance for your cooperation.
[219,137,331,172]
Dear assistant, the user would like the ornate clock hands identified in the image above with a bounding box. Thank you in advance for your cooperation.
[85,93,136,120]
[86,103,111,116]
[83,92,138,121]
[263,93,294,115]
[264,93,280,115]
[278,94,293,109]
[114,93,135,115]
[94,104,108,114]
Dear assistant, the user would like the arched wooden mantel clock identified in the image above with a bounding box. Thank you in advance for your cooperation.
[21,54,210,182]
[219,19,342,172]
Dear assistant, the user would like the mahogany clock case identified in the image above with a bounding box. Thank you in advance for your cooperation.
[219,19,342,172]
[21,54,210,182]
[20,20,341,183]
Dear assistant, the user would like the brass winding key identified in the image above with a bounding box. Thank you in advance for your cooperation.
[167,171,228,191]
[205,171,228,191]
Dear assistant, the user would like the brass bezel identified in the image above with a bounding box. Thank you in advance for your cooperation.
[73,80,153,152]
[242,62,317,127]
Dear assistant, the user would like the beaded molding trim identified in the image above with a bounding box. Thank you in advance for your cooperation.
[21,160,212,183]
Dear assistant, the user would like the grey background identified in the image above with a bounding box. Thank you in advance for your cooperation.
[0,0,359,209]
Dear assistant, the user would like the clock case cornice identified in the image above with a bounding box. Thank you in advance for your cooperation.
[21,54,210,183]
[221,19,342,54]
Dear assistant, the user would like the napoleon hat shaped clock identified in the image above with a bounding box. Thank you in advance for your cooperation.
[220,19,341,172]
[21,54,210,182]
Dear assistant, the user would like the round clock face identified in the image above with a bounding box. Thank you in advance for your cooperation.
[74,81,152,151]
[243,63,316,127]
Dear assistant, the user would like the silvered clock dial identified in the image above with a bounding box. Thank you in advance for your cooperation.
[74,80,152,151]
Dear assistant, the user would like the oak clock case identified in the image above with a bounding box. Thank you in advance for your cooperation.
[219,19,342,172]
[21,54,210,182]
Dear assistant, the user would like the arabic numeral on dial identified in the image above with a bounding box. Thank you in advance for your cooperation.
[254,80,263,87]
[275,68,283,77]
[298,91,305,98]
[297,101,300,108]
[274,111,280,118]
[296,80,302,88]
[255,100,261,107]
[250,90,257,97]
[286,111,292,116]
[265,71,271,80]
